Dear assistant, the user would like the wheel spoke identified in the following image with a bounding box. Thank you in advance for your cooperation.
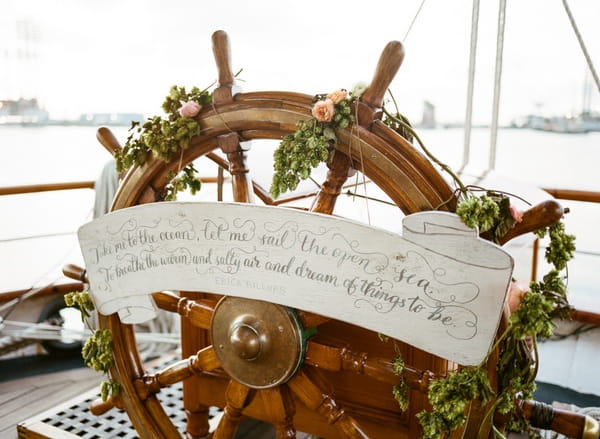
[309,149,353,215]
[152,291,216,330]
[132,346,220,400]
[213,380,257,439]
[218,132,254,203]
[181,292,214,439]
[304,340,436,392]
[287,370,369,439]
[259,387,296,439]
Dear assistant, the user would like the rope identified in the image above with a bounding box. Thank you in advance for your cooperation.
[402,0,427,42]
[461,0,480,173]
[489,0,507,171]
[561,0,600,95]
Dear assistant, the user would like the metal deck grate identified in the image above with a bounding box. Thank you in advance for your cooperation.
[37,380,214,438]
[19,356,223,439]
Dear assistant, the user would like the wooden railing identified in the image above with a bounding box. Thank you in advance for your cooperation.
[542,188,600,204]
[0,181,95,196]
[540,187,600,326]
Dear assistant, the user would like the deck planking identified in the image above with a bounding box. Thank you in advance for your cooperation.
[1,367,101,438]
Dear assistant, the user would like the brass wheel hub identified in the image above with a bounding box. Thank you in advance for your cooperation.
[211,296,305,389]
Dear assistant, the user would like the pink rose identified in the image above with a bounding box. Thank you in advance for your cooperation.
[327,89,348,105]
[509,205,524,224]
[311,99,335,122]
[178,101,201,118]
[507,280,527,312]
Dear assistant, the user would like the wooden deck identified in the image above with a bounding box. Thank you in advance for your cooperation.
[1,365,102,438]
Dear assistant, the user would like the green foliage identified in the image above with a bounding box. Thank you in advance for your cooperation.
[545,222,576,271]
[391,354,409,411]
[114,85,211,173]
[271,118,333,198]
[392,354,405,376]
[164,163,202,201]
[64,290,95,321]
[100,380,120,402]
[82,329,114,373]
[418,368,493,438]
[510,292,555,340]
[456,192,520,243]
[393,381,410,412]
[383,111,414,143]
[378,333,390,342]
[269,92,357,199]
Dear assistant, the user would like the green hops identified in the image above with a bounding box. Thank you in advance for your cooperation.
[115,85,210,178]
[269,93,357,199]
[456,194,500,233]
[64,290,95,321]
[164,163,202,201]
[418,368,493,438]
[100,380,120,402]
[82,329,114,373]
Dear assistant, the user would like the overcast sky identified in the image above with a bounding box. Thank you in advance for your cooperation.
[2,0,599,124]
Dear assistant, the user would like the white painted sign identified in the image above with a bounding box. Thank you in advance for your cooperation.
[78,202,513,365]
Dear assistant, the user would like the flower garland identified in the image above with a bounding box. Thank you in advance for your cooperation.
[270,86,363,198]
[114,85,213,200]
[273,89,576,438]
[64,291,119,401]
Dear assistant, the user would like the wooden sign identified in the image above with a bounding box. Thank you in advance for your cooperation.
[78,202,513,365]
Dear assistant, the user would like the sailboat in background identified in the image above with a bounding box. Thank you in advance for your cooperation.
[519,75,600,133]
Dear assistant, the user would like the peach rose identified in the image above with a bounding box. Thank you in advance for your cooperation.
[509,205,524,224]
[507,280,527,312]
[178,101,201,118]
[311,99,335,122]
[327,89,348,105]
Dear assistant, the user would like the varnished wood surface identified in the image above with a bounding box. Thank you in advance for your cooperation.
[0,182,95,196]
[542,188,600,203]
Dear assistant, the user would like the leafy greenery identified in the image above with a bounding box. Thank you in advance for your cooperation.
[418,368,494,439]
[538,222,576,271]
[82,328,114,373]
[100,379,121,402]
[64,290,95,321]
[164,163,202,201]
[270,90,358,198]
[271,118,335,198]
[455,192,518,242]
[113,85,212,200]
[391,355,410,411]
[64,292,117,401]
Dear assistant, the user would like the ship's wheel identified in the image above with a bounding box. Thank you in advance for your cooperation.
[85,30,577,439]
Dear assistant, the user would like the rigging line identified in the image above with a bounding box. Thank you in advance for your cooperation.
[0,230,76,243]
[489,0,507,171]
[352,100,371,225]
[461,0,481,173]
[561,0,600,94]
[402,0,427,42]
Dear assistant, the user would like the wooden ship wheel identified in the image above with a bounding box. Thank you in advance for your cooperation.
[82,31,596,439]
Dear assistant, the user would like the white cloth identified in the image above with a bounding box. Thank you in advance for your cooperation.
[93,160,119,218]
